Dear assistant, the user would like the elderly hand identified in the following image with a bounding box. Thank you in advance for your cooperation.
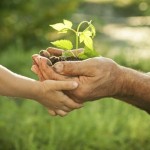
[32,48,150,113]
[31,48,123,103]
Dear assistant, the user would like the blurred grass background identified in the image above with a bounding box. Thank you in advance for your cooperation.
[0,0,150,149]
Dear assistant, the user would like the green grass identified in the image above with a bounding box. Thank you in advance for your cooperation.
[0,47,150,150]
[0,97,150,150]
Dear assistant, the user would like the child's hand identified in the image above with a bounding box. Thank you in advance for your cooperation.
[35,80,83,117]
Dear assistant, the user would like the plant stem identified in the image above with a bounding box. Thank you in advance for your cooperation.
[76,32,78,49]
[70,51,76,58]
[76,21,91,49]
[66,28,78,57]
[64,21,92,57]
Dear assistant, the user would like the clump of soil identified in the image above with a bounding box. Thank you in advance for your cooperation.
[39,50,81,66]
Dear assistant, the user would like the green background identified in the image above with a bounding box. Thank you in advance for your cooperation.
[0,0,150,149]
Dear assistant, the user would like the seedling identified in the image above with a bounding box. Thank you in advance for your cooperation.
[39,20,99,65]
[50,19,98,60]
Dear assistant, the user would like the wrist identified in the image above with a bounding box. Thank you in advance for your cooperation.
[29,81,43,101]
[107,64,126,98]
[114,66,150,112]
[115,66,135,98]
[116,66,148,99]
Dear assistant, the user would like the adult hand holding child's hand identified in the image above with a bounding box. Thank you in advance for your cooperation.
[31,48,123,103]
[32,47,150,114]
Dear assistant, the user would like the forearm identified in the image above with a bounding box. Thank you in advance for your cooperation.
[116,66,150,113]
[0,65,40,99]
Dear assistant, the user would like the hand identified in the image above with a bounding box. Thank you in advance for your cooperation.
[52,57,123,101]
[32,48,150,113]
[35,80,82,117]
[0,64,82,117]
[31,49,123,103]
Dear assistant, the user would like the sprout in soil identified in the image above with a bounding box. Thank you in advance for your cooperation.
[49,19,99,60]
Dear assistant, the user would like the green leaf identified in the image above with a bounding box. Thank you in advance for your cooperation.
[78,46,99,60]
[79,31,92,43]
[58,29,68,34]
[50,23,66,31]
[83,30,92,37]
[62,51,74,57]
[89,24,96,37]
[63,20,73,29]
[50,20,72,33]
[49,19,97,58]
[79,33,84,43]
[51,40,73,50]
[78,52,89,60]
[84,46,99,57]
[83,36,93,50]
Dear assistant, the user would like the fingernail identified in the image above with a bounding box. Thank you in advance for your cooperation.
[53,63,64,73]
[72,82,78,88]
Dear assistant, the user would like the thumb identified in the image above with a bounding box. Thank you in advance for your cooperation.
[48,80,79,91]
[53,61,89,76]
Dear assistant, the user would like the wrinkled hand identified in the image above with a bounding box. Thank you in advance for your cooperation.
[31,48,123,103]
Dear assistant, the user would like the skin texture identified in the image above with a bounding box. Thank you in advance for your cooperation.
[0,65,82,117]
[32,48,150,114]
[32,55,122,101]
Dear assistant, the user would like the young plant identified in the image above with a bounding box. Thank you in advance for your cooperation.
[50,19,98,59]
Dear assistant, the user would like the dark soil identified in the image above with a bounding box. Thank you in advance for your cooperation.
[39,50,81,65]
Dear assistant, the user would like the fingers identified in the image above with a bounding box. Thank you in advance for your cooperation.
[46,47,63,56]
[32,55,66,81]
[59,102,83,117]
[31,55,73,81]
[46,47,84,57]
[47,102,82,117]
[64,99,83,109]
[49,80,78,91]
[31,54,45,81]
[47,104,82,117]
[31,65,45,81]
[53,60,91,76]
[54,100,83,117]
[55,110,68,117]
[32,54,39,65]
[32,48,87,78]
[61,106,72,112]
[48,109,57,116]
[39,56,71,81]
[58,93,83,109]
[48,109,68,117]
[34,47,84,58]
